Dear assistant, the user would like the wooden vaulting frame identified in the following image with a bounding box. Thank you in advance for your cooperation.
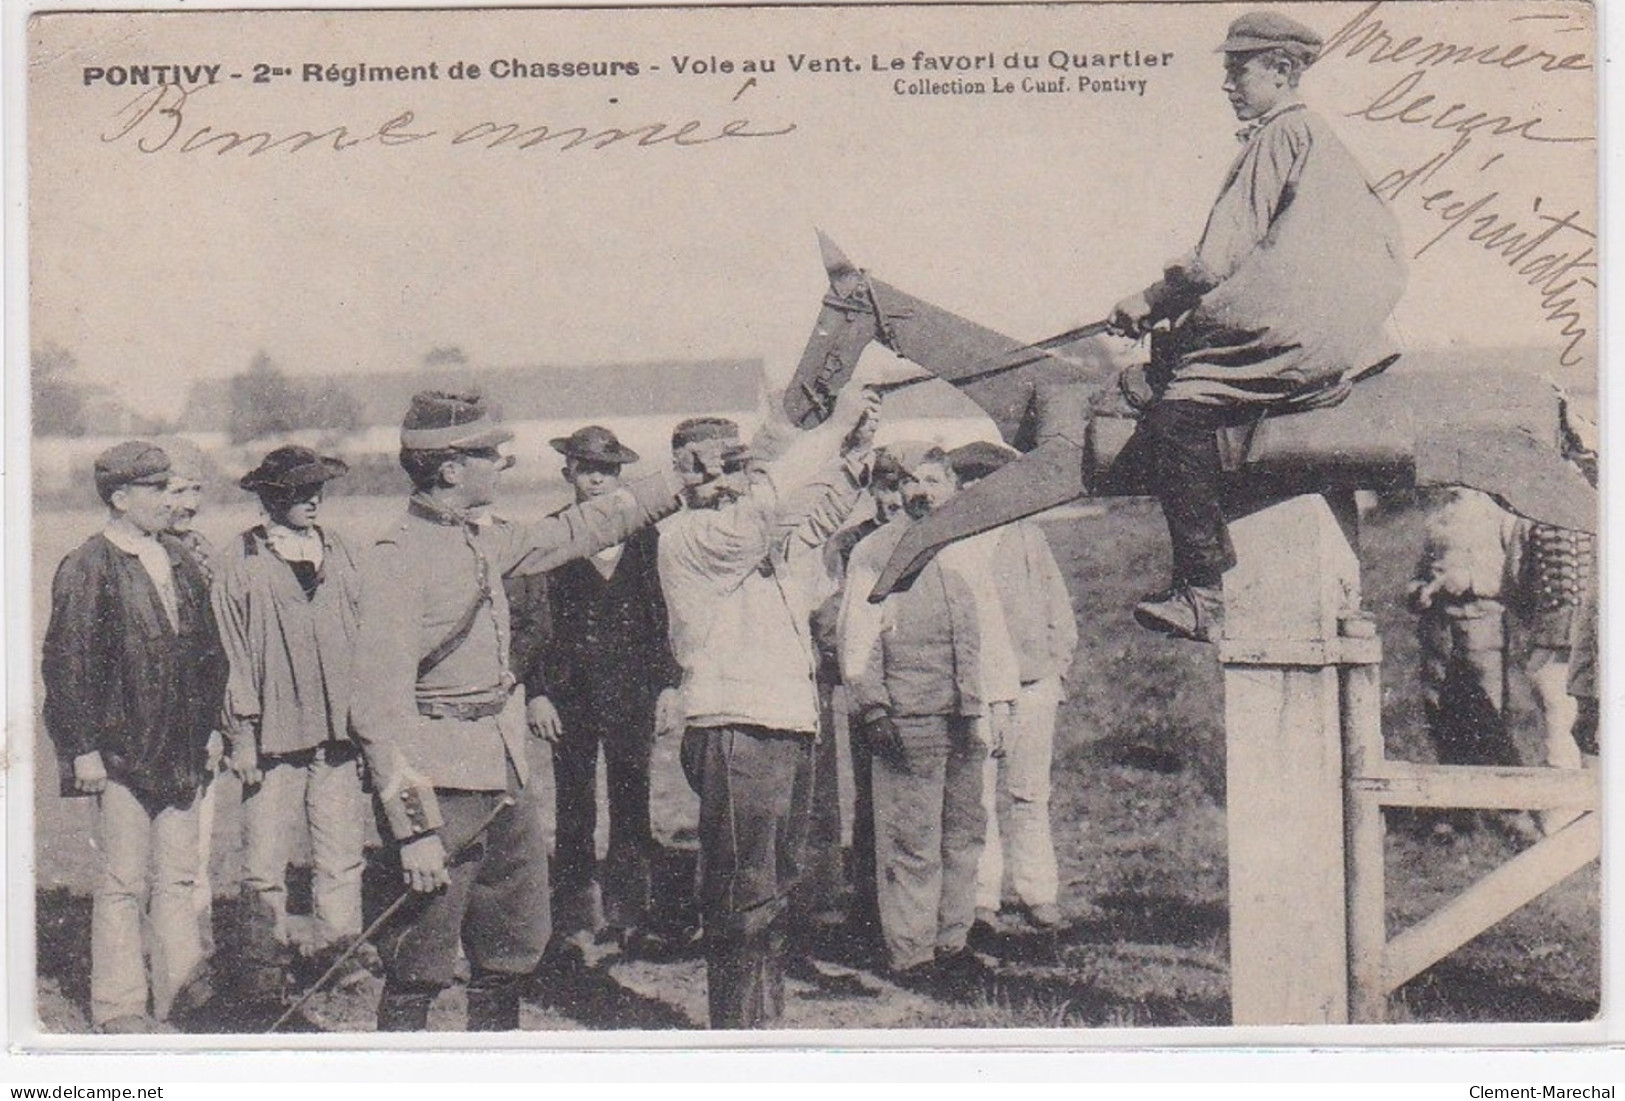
[783,238,1602,1025]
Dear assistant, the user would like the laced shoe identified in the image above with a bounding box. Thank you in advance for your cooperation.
[1133,583,1225,643]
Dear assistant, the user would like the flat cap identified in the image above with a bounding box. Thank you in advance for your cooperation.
[94,440,171,497]
[671,416,751,464]
[158,437,208,482]
[1216,11,1323,58]
[400,390,514,452]
[240,444,350,493]
[877,440,948,479]
[947,440,1021,482]
[551,425,640,466]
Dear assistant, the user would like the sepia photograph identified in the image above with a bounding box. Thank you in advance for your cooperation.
[10,0,1607,1053]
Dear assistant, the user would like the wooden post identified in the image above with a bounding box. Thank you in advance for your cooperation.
[1341,614,1388,1024]
[1219,494,1361,1025]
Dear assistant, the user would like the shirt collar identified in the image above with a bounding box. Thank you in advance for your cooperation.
[103,523,163,559]
[265,521,324,558]
[408,492,493,531]
[1235,100,1305,144]
[267,520,316,539]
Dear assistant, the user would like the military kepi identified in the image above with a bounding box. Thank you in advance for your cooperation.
[400,390,515,451]
[1216,11,1323,60]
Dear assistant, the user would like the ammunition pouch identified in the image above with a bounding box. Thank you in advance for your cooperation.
[377,766,444,841]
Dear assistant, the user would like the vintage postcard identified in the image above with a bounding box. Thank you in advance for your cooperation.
[10,0,1608,1056]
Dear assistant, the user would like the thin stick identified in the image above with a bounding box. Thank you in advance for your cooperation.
[870,319,1113,395]
[267,793,517,1033]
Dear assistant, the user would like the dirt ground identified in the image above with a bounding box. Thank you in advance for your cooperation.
[27,493,1600,1034]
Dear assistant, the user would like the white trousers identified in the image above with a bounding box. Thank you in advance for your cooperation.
[92,780,205,1025]
[976,677,1062,912]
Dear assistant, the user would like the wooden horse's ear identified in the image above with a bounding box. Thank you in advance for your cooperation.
[782,232,1115,435]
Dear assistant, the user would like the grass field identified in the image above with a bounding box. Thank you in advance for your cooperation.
[26,491,1600,1033]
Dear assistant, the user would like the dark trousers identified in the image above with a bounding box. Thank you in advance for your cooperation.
[373,785,550,1029]
[846,696,881,952]
[551,708,655,932]
[680,724,814,1028]
[791,679,849,930]
[1119,399,1250,588]
[1419,611,1518,767]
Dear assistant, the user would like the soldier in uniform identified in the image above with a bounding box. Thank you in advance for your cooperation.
[348,391,712,1032]
[1508,521,1596,834]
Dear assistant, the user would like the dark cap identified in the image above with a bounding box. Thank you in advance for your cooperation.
[400,390,515,452]
[94,441,171,501]
[877,440,948,479]
[1216,11,1323,59]
[551,425,640,466]
[160,437,207,483]
[240,445,350,494]
[948,440,1021,482]
[671,416,752,464]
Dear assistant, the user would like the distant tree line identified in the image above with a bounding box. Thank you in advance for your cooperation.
[33,344,90,436]
[33,345,363,443]
[227,352,360,444]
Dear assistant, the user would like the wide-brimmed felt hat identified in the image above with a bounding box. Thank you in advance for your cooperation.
[947,440,1021,482]
[400,390,515,452]
[1216,11,1323,59]
[240,445,349,493]
[551,425,640,466]
[94,441,171,498]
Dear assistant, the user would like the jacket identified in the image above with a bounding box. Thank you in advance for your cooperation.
[213,524,363,756]
[840,520,1019,721]
[660,432,866,735]
[1408,487,1520,620]
[522,523,680,724]
[350,469,684,841]
[1148,103,1406,405]
[42,531,227,805]
[989,520,1078,687]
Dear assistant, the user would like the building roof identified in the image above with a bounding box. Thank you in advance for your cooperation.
[179,358,767,434]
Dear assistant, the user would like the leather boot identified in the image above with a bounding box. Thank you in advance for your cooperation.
[376,981,436,1032]
[465,971,522,1032]
[760,924,787,1025]
[705,935,767,1032]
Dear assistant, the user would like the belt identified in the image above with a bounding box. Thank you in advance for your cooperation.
[417,696,509,721]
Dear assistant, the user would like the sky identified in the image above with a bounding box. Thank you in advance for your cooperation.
[26,0,1598,419]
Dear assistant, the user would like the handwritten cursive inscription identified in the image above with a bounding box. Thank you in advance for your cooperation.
[1322,1,1591,72]
[1327,2,1596,368]
[1349,70,1588,145]
[101,83,797,157]
[1372,138,1595,368]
